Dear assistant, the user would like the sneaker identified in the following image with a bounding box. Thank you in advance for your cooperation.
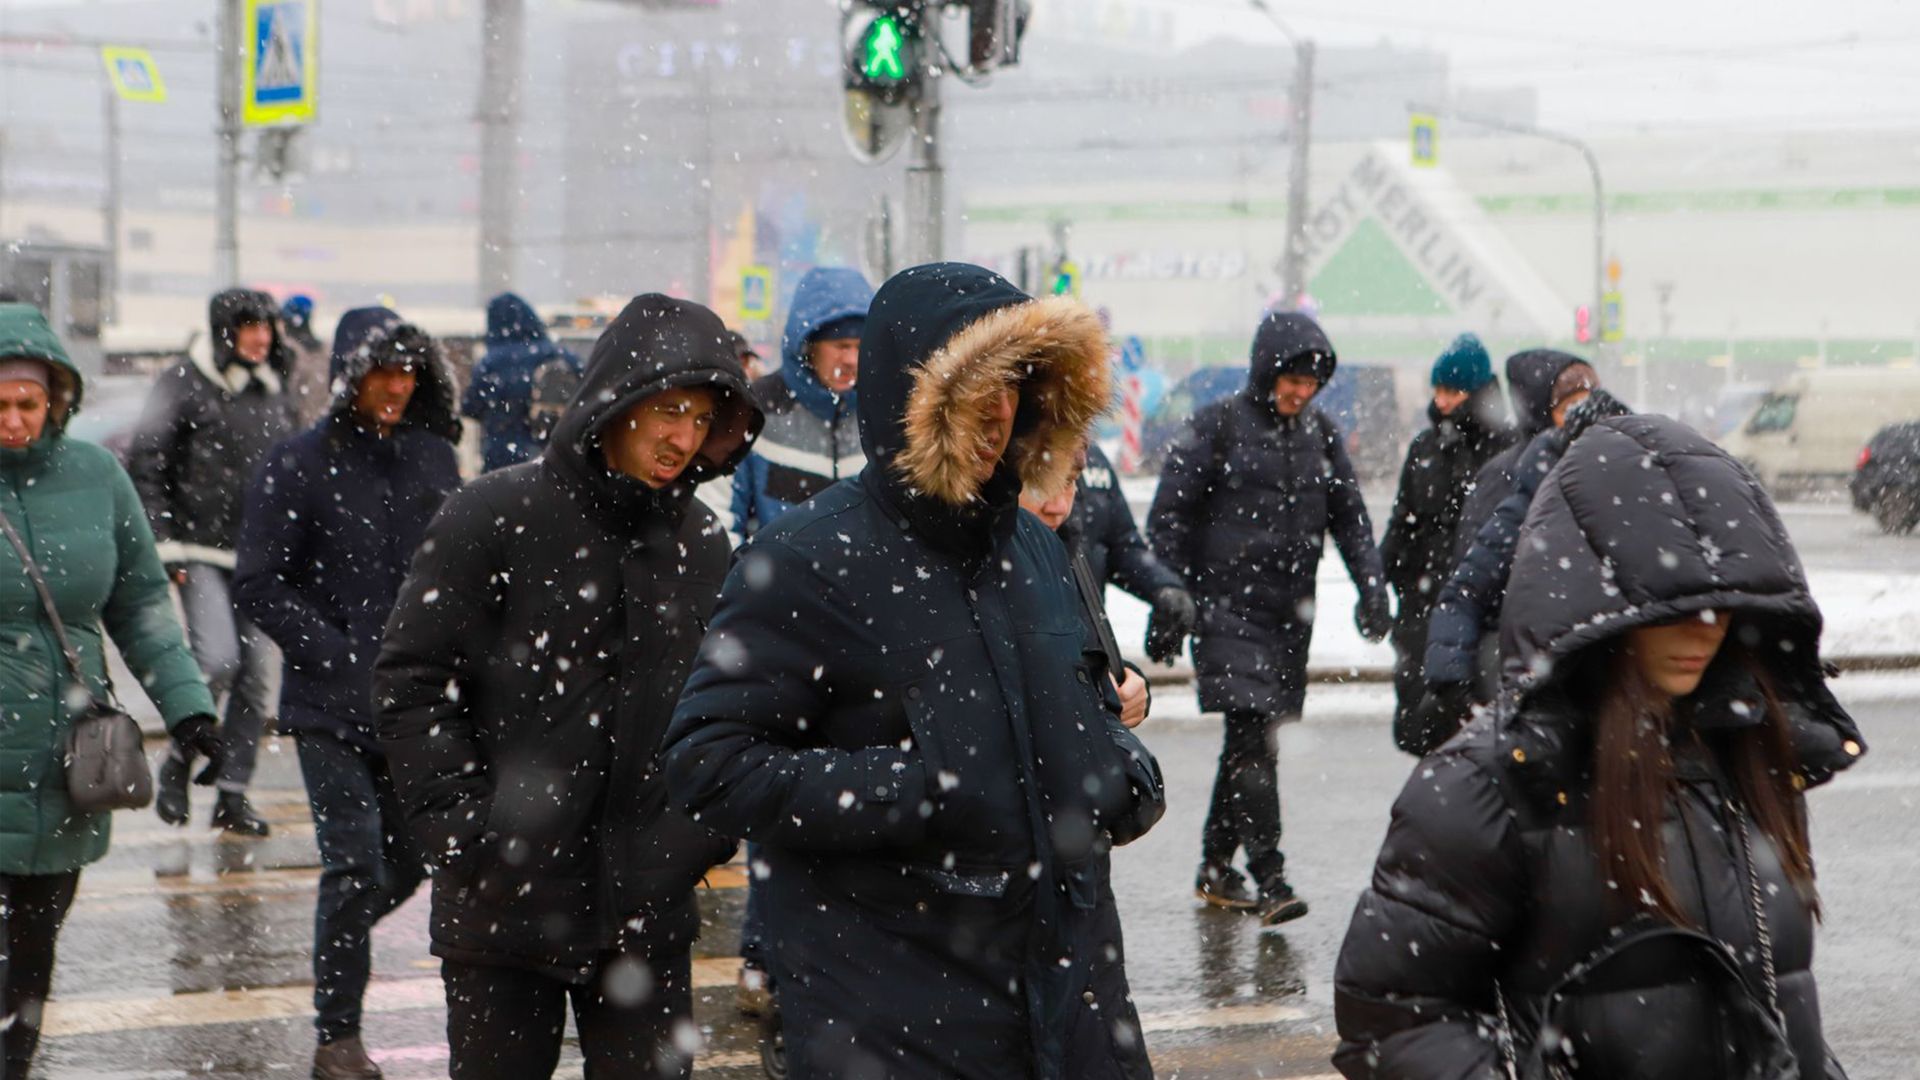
[1193,863,1259,912]
[1257,878,1310,927]
[736,960,772,1018]
[155,752,190,826]
[212,792,271,837]
[312,1034,384,1079]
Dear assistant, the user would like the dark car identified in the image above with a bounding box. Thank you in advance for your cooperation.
[1851,419,1920,533]
[1138,363,1401,480]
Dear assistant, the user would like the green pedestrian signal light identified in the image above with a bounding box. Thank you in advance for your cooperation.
[863,15,908,83]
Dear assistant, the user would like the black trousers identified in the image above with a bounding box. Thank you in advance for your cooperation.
[1390,613,1430,733]
[0,870,80,1080]
[1200,709,1285,885]
[443,937,693,1080]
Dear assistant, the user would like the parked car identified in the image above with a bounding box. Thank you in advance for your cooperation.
[1851,419,1920,533]
[1720,367,1920,493]
[1137,363,1401,480]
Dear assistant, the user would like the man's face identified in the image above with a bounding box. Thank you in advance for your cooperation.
[1551,389,1592,428]
[1271,373,1320,417]
[969,387,1020,487]
[602,385,719,488]
[352,364,418,434]
[0,380,50,449]
[810,338,860,394]
[231,320,273,365]
[1433,386,1470,416]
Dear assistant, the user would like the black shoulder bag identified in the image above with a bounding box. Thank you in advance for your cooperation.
[0,507,153,812]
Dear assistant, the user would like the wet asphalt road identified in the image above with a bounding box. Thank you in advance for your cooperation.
[34,672,1918,1080]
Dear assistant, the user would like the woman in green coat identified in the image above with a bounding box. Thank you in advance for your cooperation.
[0,303,218,1078]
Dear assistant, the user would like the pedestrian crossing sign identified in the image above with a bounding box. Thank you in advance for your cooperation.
[100,47,167,104]
[740,266,774,322]
[1410,113,1438,167]
[242,0,318,127]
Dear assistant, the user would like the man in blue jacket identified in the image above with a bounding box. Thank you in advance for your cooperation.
[462,292,580,472]
[729,267,874,539]
[236,307,462,1080]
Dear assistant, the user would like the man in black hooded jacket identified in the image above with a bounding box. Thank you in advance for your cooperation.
[1145,310,1390,924]
[128,287,296,836]
[374,295,762,1080]
[666,263,1165,1080]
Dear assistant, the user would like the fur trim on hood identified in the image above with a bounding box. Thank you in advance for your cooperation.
[892,294,1111,508]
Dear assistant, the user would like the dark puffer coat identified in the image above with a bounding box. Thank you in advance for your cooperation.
[234,308,462,749]
[1065,442,1183,602]
[666,263,1164,1080]
[1146,315,1386,716]
[374,294,762,981]
[1379,383,1514,624]
[1423,389,1631,687]
[126,288,298,567]
[1450,348,1587,565]
[1334,415,1864,1080]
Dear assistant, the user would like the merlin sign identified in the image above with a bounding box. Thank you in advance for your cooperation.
[1295,144,1565,337]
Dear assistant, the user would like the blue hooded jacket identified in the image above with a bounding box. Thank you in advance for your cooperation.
[730,268,875,537]
[461,292,580,472]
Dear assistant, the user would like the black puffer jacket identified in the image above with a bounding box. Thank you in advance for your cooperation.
[666,263,1164,1080]
[1379,382,1514,624]
[1065,442,1183,601]
[1451,348,1586,565]
[127,288,298,566]
[1334,415,1865,1080]
[1146,314,1386,716]
[374,294,762,981]
[235,308,462,748]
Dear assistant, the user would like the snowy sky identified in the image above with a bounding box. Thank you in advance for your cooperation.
[1145,0,1920,133]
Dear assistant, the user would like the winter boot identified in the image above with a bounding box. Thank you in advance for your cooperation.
[155,751,191,826]
[736,960,773,1018]
[1256,874,1310,928]
[1194,862,1259,912]
[212,791,271,837]
[311,1034,384,1080]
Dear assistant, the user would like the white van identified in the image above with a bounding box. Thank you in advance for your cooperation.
[1720,367,1920,492]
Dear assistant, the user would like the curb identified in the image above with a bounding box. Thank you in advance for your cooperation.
[1139,653,1920,689]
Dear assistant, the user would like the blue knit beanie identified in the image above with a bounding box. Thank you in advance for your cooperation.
[1431,333,1493,391]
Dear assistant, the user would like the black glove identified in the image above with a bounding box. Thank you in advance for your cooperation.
[1398,682,1475,756]
[1355,591,1393,643]
[170,713,225,785]
[1144,587,1197,664]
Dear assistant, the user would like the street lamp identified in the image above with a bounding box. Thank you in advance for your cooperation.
[1248,0,1314,311]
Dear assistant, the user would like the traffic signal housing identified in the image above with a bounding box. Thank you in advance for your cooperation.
[845,5,921,102]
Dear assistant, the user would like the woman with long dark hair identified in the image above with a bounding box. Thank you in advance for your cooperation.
[1333,413,1864,1079]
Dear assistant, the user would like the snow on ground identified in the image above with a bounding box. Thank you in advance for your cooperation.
[1108,560,1920,680]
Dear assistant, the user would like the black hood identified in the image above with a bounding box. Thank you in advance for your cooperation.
[1505,348,1585,436]
[1246,311,1336,405]
[1494,413,1864,786]
[545,294,762,522]
[857,263,1111,552]
[325,305,460,441]
[208,287,294,376]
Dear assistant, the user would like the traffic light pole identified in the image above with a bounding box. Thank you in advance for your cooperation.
[1278,39,1314,309]
[905,65,944,266]
[214,0,241,286]
[477,0,524,302]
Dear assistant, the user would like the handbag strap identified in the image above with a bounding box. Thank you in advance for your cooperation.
[0,505,107,707]
[1733,802,1783,1015]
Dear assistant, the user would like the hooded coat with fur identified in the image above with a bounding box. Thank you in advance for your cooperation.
[1145,313,1387,717]
[375,294,761,980]
[666,263,1163,1080]
[1334,415,1863,1080]
[234,307,461,748]
[126,288,298,566]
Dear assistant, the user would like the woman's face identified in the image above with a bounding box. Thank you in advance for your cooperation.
[0,379,51,449]
[1625,611,1730,698]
